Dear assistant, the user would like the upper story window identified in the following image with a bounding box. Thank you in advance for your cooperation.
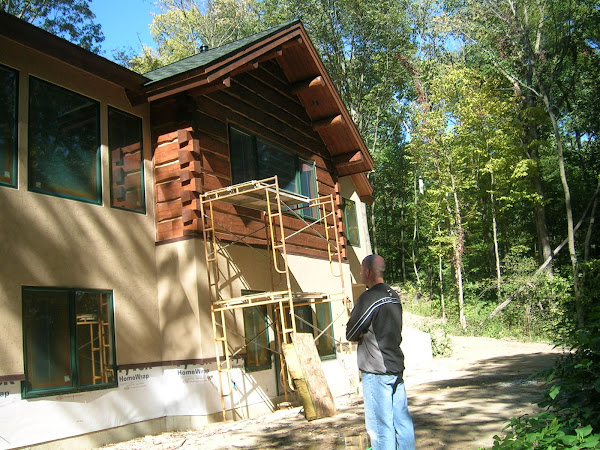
[229,126,318,219]
[28,77,101,203]
[0,64,18,188]
[109,107,145,213]
[22,287,117,398]
[343,197,360,246]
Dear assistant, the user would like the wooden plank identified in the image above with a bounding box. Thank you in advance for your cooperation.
[157,219,183,241]
[155,162,180,183]
[156,180,181,203]
[198,133,229,157]
[202,152,230,179]
[156,200,182,222]
[155,131,179,146]
[283,333,337,421]
[154,141,180,165]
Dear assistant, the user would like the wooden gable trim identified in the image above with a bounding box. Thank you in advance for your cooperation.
[292,27,374,173]
[290,76,325,94]
[141,29,303,104]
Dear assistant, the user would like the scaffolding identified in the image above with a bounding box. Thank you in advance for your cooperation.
[199,176,352,421]
[76,297,113,384]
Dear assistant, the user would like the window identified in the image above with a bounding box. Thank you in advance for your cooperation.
[108,107,145,213]
[28,77,101,203]
[22,288,116,398]
[0,64,18,188]
[343,197,360,246]
[293,302,336,358]
[229,126,318,219]
[242,304,271,371]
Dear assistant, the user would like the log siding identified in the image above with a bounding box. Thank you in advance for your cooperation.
[153,59,348,259]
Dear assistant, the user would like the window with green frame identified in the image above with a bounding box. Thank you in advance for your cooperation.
[28,77,101,203]
[22,288,117,398]
[293,302,336,358]
[343,197,360,246]
[108,107,145,213]
[242,301,271,371]
[229,126,318,219]
[0,64,18,188]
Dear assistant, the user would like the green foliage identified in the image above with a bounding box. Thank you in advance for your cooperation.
[492,412,600,449]
[0,0,104,51]
[424,325,453,357]
[492,305,600,449]
[125,0,263,72]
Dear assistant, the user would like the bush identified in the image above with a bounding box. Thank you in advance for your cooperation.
[492,305,600,449]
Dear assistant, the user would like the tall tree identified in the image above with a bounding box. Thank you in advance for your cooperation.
[446,0,600,326]
[1,0,104,52]
[126,0,263,73]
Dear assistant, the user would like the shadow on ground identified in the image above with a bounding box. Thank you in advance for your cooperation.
[410,351,560,449]
[101,349,561,449]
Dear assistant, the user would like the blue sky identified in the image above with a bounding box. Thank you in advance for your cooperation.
[90,0,158,58]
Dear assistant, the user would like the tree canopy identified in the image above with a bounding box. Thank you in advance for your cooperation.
[1,0,104,52]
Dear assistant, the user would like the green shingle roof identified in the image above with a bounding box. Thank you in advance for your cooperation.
[143,19,300,86]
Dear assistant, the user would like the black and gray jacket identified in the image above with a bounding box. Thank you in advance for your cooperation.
[346,283,405,375]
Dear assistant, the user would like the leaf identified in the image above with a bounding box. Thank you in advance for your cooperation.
[576,425,593,438]
[549,385,561,399]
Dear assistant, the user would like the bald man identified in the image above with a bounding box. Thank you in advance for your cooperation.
[346,255,415,450]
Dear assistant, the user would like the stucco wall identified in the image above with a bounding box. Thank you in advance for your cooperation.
[339,177,373,285]
[0,36,160,374]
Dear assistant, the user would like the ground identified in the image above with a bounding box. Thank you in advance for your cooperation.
[102,314,564,449]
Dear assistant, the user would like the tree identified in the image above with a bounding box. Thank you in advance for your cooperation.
[0,0,104,52]
[125,0,262,73]
[446,0,600,327]
[408,64,526,328]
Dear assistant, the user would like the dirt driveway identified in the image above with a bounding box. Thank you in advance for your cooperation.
[103,329,564,449]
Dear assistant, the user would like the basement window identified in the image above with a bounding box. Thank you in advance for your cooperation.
[22,288,117,398]
[229,126,318,219]
[342,197,360,246]
[28,77,101,204]
[108,107,145,213]
[0,64,18,188]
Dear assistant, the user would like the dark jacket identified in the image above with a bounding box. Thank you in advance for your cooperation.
[346,283,405,375]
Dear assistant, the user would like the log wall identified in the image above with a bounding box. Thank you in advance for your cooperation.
[152,60,348,259]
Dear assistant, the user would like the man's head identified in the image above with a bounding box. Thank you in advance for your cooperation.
[360,254,385,288]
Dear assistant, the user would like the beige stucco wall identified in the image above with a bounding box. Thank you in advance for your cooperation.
[155,239,214,361]
[0,36,160,374]
[339,177,373,285]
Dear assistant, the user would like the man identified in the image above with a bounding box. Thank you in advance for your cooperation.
[346,254,415,450]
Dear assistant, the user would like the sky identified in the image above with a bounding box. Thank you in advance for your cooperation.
[90,0,158,59]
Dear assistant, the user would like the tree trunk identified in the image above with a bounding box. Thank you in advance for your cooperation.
[438,225,447,321]
[540,86,582,327]
[490,168,502,301]
[449,171,467,330]
[412,174,421,286]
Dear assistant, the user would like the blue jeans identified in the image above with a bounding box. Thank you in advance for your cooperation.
[362,372,415,450]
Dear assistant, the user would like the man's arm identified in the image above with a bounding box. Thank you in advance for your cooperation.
[346,297,371,341]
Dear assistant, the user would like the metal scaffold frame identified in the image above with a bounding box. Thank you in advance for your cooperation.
[199,176,351,421]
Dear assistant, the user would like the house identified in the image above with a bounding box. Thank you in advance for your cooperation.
[0,11,375,448]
